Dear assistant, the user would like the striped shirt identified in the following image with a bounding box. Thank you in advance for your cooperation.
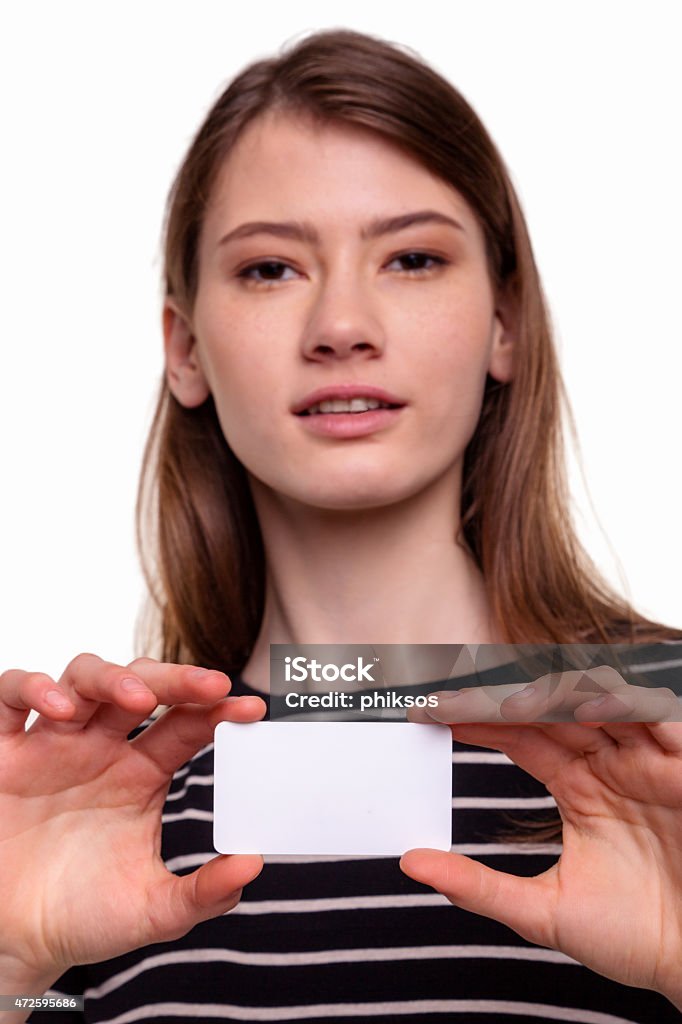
[32,644,682,1023]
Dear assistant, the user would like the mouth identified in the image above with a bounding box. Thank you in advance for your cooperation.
[298,397,402,416]
[292,387,406,440]
[292,385,407,417]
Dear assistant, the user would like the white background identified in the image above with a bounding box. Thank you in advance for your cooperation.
[1,0,680,681]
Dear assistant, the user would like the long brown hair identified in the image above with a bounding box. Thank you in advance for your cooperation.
[135,28,680,672]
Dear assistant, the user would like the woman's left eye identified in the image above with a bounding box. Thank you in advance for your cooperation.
[386,252,447,274]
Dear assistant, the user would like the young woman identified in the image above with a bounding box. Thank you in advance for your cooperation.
[2,28,682,1024]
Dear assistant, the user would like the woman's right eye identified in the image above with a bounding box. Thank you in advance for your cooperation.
[237,261,298,284]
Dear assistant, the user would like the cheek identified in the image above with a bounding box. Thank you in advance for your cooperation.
[196,293,278,385]
[196,319,288,455]
[413,301,494,397]
[215,355,283,451]
[404,301,495,456]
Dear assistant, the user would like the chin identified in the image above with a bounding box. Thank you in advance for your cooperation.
[249,458,442,514]
[307,494,403,512]
[292,478,421,513]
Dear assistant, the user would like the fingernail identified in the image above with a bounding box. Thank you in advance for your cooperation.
[44,689,73,710]
[582,696,607,708]
[424,692,465,721]
[120,677,150,693]
[506,684,536,700]
[429,689,463,702]
[189,668,210,681]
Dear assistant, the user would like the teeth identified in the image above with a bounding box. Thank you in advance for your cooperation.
[307,397,388,414]
[351,398,380,411]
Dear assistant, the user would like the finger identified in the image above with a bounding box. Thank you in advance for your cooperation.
[446,720,617,788]
[588,720,682,754]
[580,665,633,693]
[0,668,76,735]
[499,666,635,723]
[425,684,525,723]
[124,658,236,706]
[447,719,616,758]
[400,848,557,951]
[426,681,590,725]
[573,687,682,724]
[90,662,244,738]
[644,721,682,753]
[132,695,267,778]
[28,654,158,734]
[147,854,264,943]
[406,703,438,724]
[425,668,622,725]
[500,682,602,722]
[534,721,617,755]
[84,700,161,739]
[579,722,663,753]
[41,655,233,735]
[63,654,232,709]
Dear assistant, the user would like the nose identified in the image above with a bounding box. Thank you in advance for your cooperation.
[301,271,386,362]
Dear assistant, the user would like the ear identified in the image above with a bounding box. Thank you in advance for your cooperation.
[487,287,516,384]
[163,299,211,408]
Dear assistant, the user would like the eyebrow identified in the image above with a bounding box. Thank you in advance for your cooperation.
[217,209,465,249]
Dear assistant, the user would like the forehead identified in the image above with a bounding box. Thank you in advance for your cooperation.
[201,111,481,246]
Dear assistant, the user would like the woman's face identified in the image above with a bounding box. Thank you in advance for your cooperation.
[165,112,514,511]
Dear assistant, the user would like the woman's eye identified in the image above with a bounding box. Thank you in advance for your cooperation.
[236,253,446,285]
[237,261,298,284]
[386,252,447,274]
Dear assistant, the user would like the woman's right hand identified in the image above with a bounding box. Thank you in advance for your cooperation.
[0,654,266,990]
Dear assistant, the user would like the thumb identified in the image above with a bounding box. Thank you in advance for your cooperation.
[151,854,264,942]
[400,848,557,949]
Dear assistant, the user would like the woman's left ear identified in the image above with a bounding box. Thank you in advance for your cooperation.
[487,291,516,384]
[163,300,211,408]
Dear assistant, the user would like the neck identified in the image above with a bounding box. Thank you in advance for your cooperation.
[241,469,503,692]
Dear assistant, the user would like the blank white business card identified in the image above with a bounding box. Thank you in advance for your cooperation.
[213,721,452,855]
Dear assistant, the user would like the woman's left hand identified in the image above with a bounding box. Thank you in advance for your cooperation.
[401,666,682,1009]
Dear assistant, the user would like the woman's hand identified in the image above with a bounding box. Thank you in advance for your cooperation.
[417,664,682,724]
[401,666,682,1009]
[0,654,266,989]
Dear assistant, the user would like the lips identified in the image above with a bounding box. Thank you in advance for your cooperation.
[292,384,407,416]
